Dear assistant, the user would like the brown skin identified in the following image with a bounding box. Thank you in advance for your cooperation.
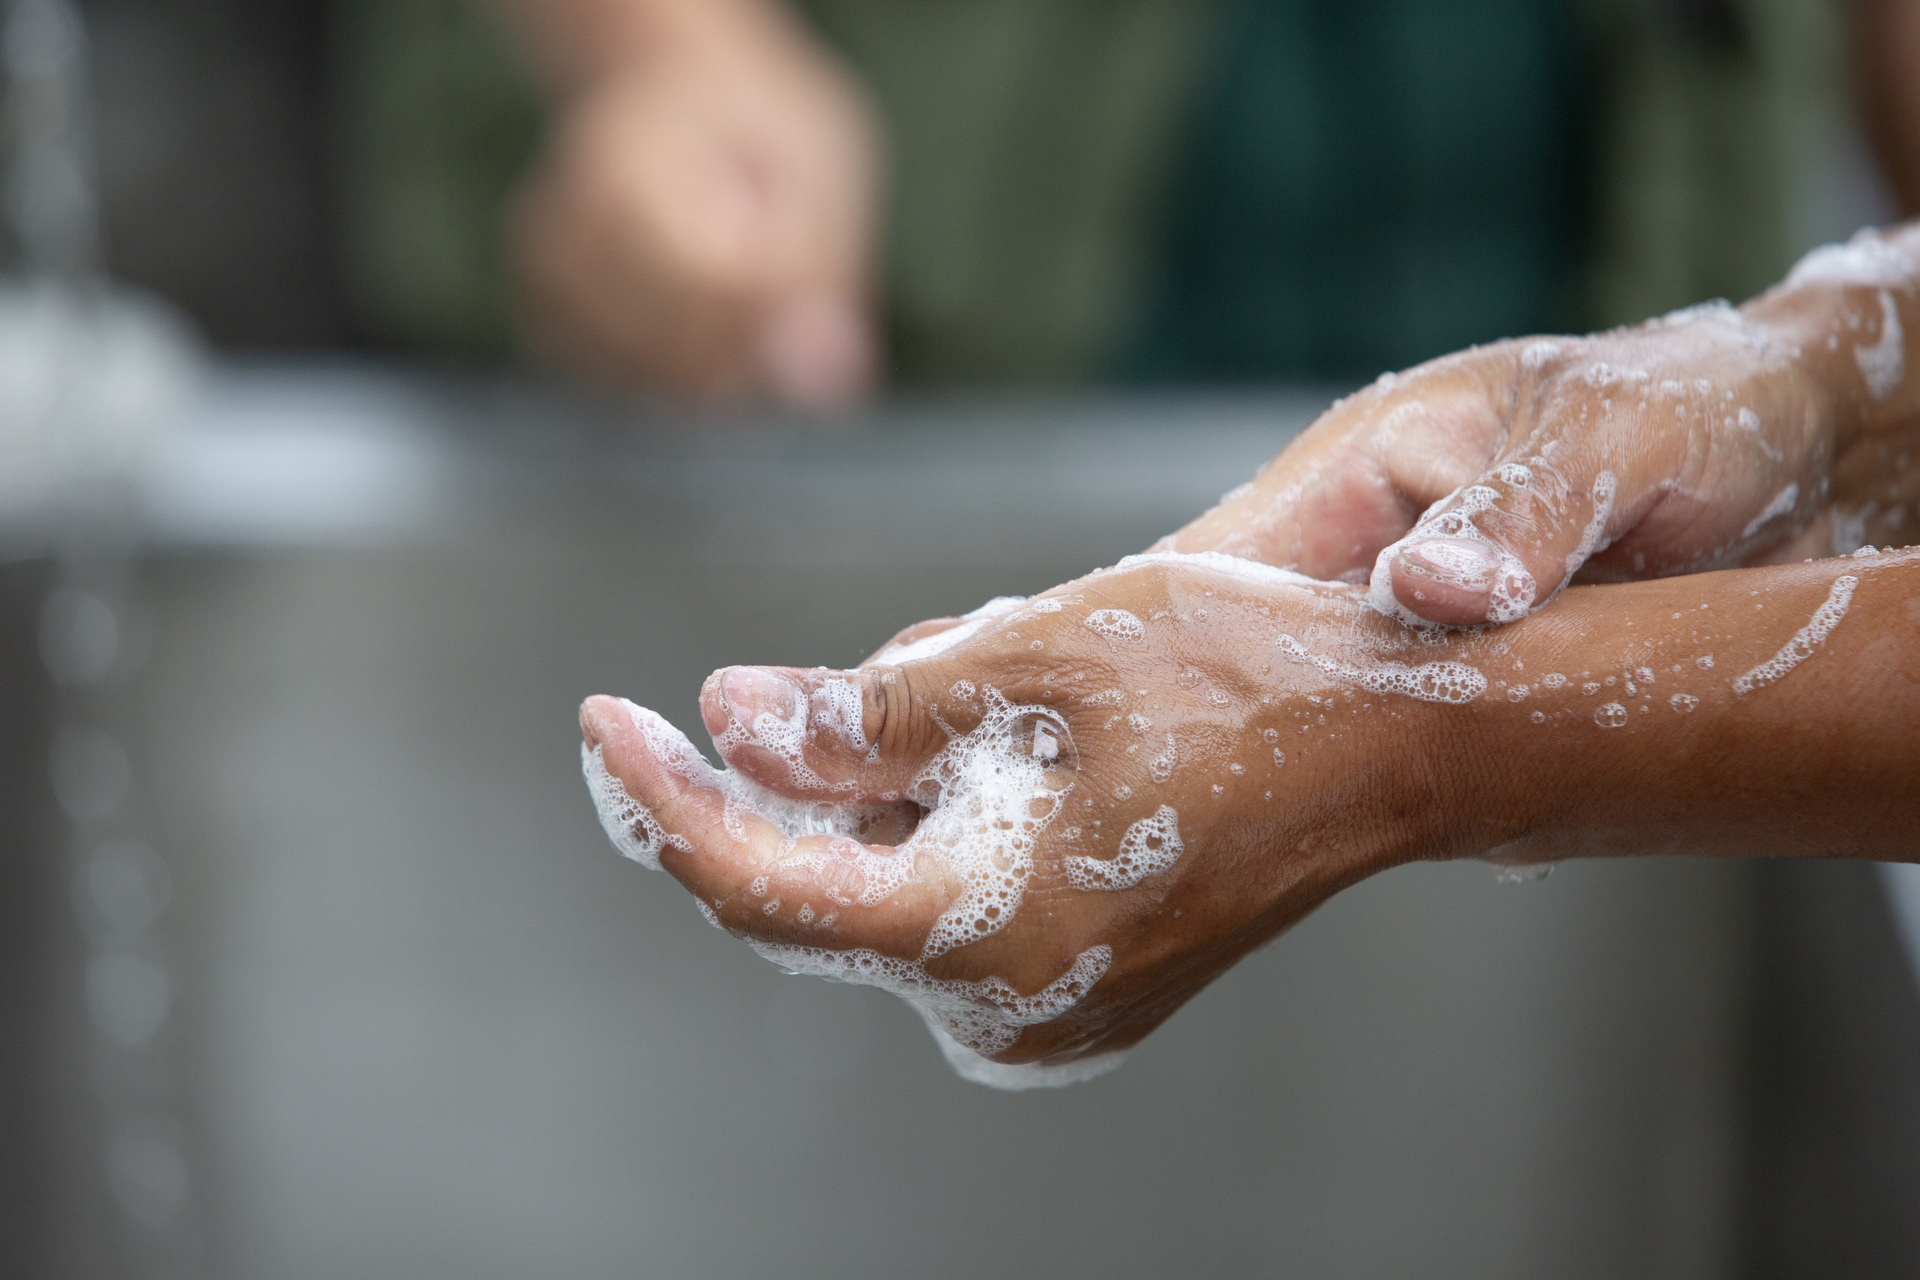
[499,0,879,410]
[578,224,1920,1072]
[1169,223,1920,626]
[583,549,1920,1069]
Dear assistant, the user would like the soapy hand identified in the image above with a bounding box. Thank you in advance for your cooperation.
[580,555,1475,1085]
[513,1,879,412]
[1169,228,1920,625]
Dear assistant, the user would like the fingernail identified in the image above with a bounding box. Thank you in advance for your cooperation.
[1396,536,1502,587]
[722,667,802,728]
[579,696,617,749]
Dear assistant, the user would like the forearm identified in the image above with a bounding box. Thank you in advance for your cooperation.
[1446,549,1920,863]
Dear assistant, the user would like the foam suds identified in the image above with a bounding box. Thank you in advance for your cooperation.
[1276,634,1487,704]
[582,691,1114,1086]
[747,937,1112,1060]
[582,742,689,871]
[1784,228,1916,291]
[1367,484,1537,626]
[1742,483,1800,540]
[908,689,1076,958]
[1083,609,1145,643]
[1065,805,1184,892]
[1148,734,1178,783]
[1732,575,1859,695]
[1521,340,1562,370]
[923,1020,1129,1091]
[1111,550,1331,593]
[875,596,1029,665]
[592,702,897,854]
[1565,471,1618,586]
[1857,290,1906,402]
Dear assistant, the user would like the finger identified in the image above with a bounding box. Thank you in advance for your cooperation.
[580,695,948,954]
[1370,358,1690,625]
[1167,346,1520,579]
[697,662,970,803]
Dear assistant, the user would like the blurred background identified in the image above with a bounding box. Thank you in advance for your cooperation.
[3,0,1920,1277]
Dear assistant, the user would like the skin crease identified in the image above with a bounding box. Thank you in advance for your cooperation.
[583,550,1920,1070]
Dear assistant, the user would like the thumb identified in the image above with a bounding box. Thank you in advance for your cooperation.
[1370,448,1622,627]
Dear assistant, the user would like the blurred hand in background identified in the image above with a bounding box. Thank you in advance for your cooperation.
[501,0,880,412]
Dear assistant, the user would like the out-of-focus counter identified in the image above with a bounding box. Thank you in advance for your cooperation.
[6,364,1785,1277]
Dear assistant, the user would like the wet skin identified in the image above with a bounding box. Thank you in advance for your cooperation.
[582,549,1920,1071]
[1171,223,1920,625]
[580,224,1920,1072]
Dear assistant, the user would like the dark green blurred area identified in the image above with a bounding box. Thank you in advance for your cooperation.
[86,0,1859,385]
[1129,0,1587,382]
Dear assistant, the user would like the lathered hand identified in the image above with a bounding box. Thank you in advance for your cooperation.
[581,555,1473,1084]
[582,549,1920,1085]
[1170,224,1920,626]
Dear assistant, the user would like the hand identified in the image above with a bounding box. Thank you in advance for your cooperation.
[579,554,1475,1084]
[581,545,1920,1084]
[512,3,879,412]
[1168,229,1920,626]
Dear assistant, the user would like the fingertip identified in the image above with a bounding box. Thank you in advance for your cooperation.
[699,670,730,742]
[580,694,630,751]
[1389,555,1494,627]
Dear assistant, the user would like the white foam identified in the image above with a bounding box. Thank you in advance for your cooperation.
[1564,471,1618,587]
[1065,806,1184,892]
[874,595,1029,665]
[1732,575,1858,695]
[582,691,1113,1087]
[1111,550,1331,593]
[1148,734,1178,783]
[1857,290,1906,402]
[1367,482,1539,627]
[1594,702,1628,728]
[1784,228,1916,291]
[923,1020,1129,1091]
[876,618,984,664]
[582,742,690,871]
[1083,609,1145,643]
[1276,634,1487,704]
[813,677,868,754]
[748,937,1112,1061]
[907,689,1076,957]
[586,701,899,861]
[1521,341,1562,370]
[1742,483,1800,539]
